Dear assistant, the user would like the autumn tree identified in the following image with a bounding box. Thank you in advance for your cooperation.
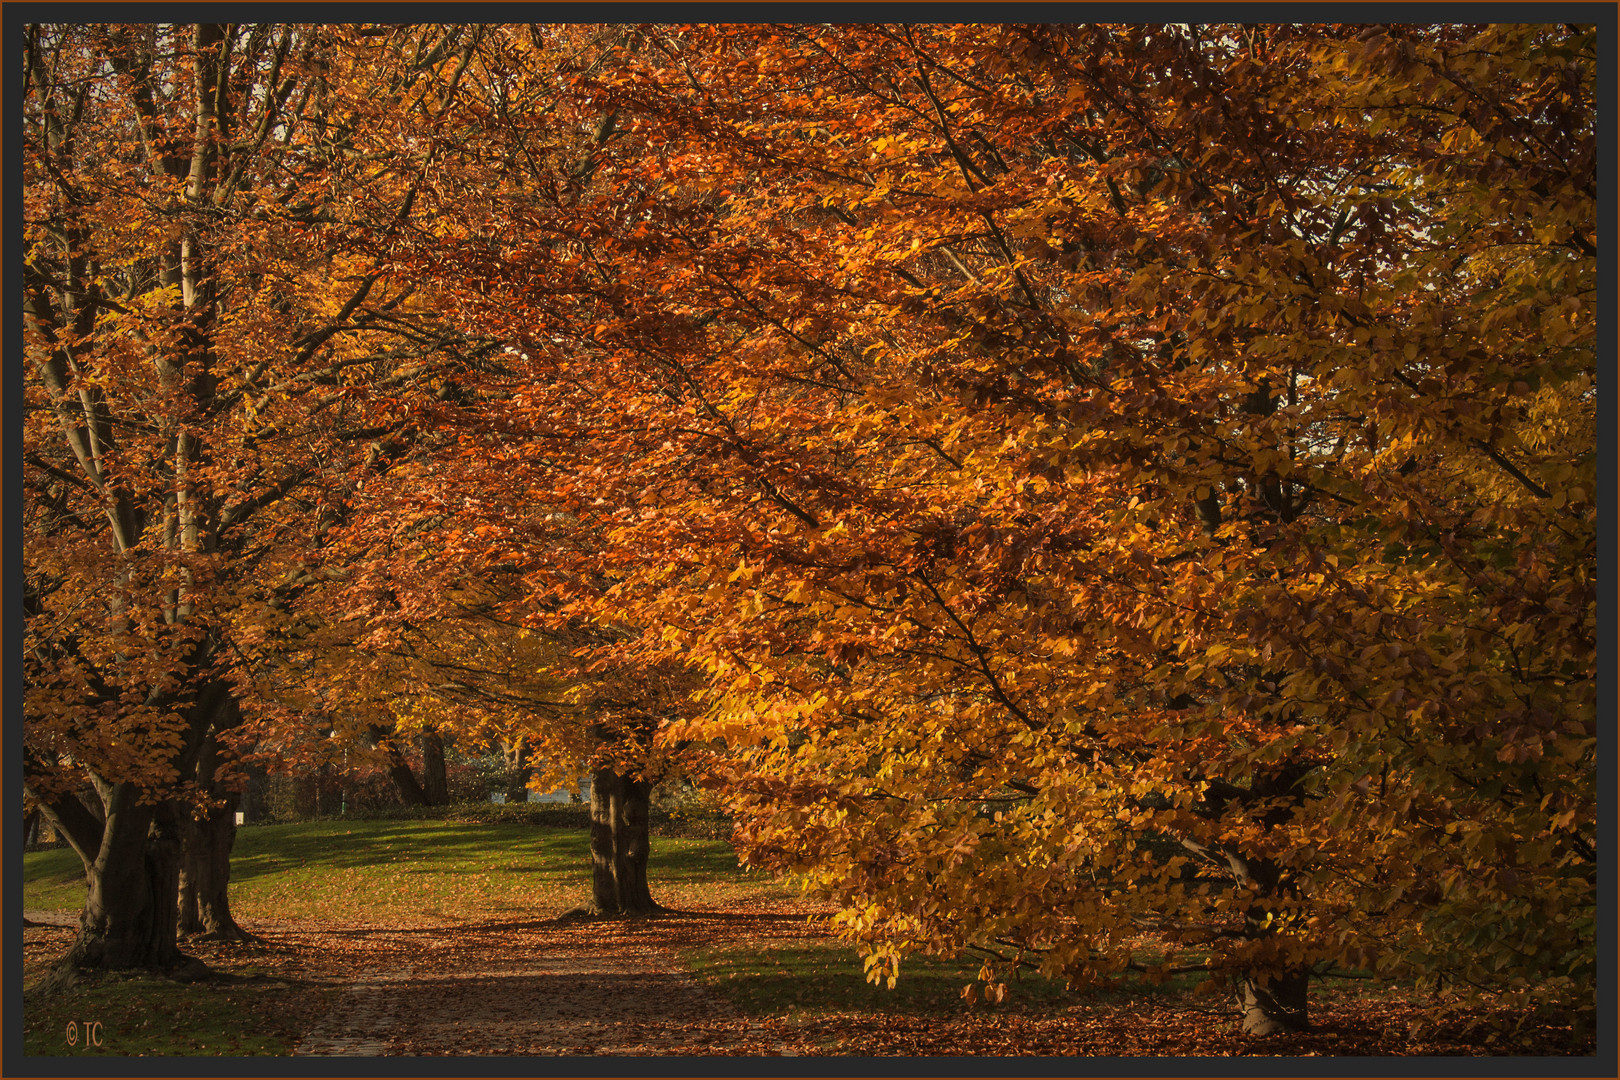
[292,21,731,919]
[302,570,597,810]
[328,441,698,917]
[21,22,494,978]
[394,21,1595,1037]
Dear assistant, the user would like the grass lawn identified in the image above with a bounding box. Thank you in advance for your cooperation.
[19,966,326,1057]
[25,817,781,924]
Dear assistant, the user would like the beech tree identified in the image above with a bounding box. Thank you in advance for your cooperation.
[317,21,710,918]
[22,22,489,979]
[396,22,1595,1036]
[328,458,697,917]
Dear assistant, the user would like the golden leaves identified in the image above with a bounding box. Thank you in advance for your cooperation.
[14,17,1580,1032]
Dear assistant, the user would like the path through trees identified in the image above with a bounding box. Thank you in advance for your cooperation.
[23,897,1588,1056]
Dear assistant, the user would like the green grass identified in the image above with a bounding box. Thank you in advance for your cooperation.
[21,847,85,911]
[683,936,1075,1019]
[21,971,323,1057]
[25,818,778,924]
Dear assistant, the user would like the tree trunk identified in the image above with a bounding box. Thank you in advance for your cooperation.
[387,752,429,806]
[1240,969,1310,1036]
[1235,852,1310,1035]
[41,786,196,984]
[1184,761,1315,1036]
[33,676,236,986]
[178,717,251,940]
[371,726,429,806]
[505,737,534,805]
[178,799,250,941]
[587,766,659,916]
[420,728,449,806]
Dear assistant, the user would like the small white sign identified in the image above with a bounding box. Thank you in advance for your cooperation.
[234,811,245,825]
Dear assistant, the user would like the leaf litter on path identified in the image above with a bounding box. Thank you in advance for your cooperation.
[26,901,1587,1056]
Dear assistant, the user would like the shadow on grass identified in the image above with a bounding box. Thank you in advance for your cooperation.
[228,822,735,874]
[225,820,742,883]
[226,821,584,881]
[686,939,1078,1018]
[26,820,749,912]
[20,966,326,1057]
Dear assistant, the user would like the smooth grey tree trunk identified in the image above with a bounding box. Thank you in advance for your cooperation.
[1239,969,1310,1035]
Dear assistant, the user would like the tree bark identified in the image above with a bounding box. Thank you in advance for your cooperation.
[33,677,236,986]
[504,737,534,805]
[387,752,428,806]
[371,725,429,806]
[178,800,246,940]
[38,786,197,987]
[587,766,659,916]
[1240,969,1310,1036]
[1182,768,1314,1035]
[1234,850,1310,1035]
[178,712,252,940]
[420,728,449,806]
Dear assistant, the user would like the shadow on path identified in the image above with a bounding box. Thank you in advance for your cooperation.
[277,906,816,1056]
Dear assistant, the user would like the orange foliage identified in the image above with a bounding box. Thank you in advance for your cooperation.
[386,23,1595,1034]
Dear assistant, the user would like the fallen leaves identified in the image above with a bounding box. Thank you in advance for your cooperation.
[23,898,1587,1056]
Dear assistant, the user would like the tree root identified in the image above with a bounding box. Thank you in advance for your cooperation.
[181,924,261,944]
[553,905,602,923]
[26,949,215,1001]
[26,960,84,1000]
[553,902,666,923]
[167,956,213,983]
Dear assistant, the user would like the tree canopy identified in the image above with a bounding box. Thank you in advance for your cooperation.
[22,20,1596,1040]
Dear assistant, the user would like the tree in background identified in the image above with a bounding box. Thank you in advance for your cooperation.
[326,467,699,916]
[319,22,708,919]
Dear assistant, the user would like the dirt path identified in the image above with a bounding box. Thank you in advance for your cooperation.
[294,963,416,1056]
[271,908,806,1056]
